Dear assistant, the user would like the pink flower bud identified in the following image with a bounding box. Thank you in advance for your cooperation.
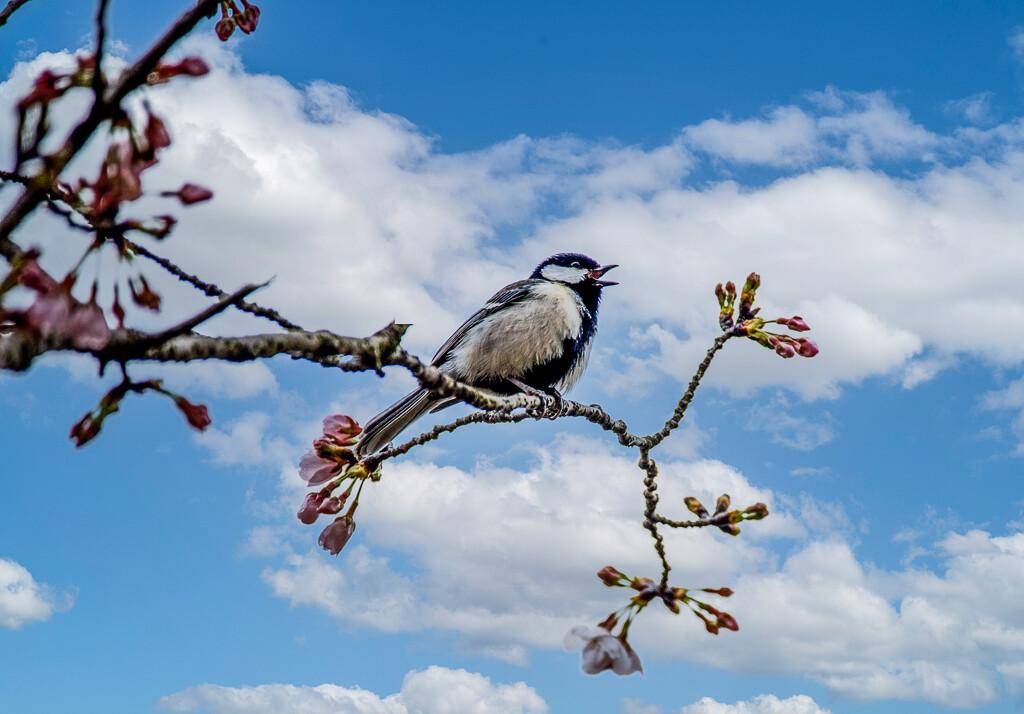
[215,16,235,41]
[69,413,101,447]
[797,338,819,358]
[128,275,161,311]
[297,492,323,524]
[716,611,739,631]
[168,183,214,205]
[180,57,210,76]
[236,4,260,33]
[774,341,796,358]
[145,110,171,151]
[596,565,626,587]
[701,587,734,597]
[318,516,356,555]
[318,495,345,515]
[782,315,810,332]
[174,397,212,431]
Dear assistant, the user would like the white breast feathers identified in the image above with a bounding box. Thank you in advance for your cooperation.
[444,282,586,382]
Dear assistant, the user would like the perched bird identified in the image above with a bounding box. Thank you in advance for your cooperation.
[356,253,618,455]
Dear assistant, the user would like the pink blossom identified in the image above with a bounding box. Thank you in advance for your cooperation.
[64,300,111,350]
[297,492,324,524]
[299,450,340,486]
[318,516,356,555]
[322,414,361,444]
[564,626,643,676]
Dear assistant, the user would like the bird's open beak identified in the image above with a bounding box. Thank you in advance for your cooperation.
[587,264,619,287]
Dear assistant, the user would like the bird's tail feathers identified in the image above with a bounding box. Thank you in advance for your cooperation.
[356,389,438,456]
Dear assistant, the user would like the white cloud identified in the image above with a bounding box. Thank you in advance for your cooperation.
[944,93,993,125]
[981,377,1024,454]
[744,394,834,451]
[0,558,73,629]
[683,106,819,166]
[684,89,936,167]
[194,411,292,465]
[260,436,801,661]
[158,665,547,714]
[680,531,1024,708]
[257,430,1024,707]
[681,694,829,714]
[1010,28,1024,60]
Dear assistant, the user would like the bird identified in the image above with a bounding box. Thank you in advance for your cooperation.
[356,253,618,456]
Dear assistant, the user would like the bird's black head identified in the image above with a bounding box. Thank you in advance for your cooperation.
[530,253,619,288]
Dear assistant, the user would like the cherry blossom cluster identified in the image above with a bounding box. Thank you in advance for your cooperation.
[297,416,375,555]
[213,0,261,41]
[69,376,211,447]
[683,492,769,537]
[2,51,219,445]
[717,273,820,359]
[565,566,739,675]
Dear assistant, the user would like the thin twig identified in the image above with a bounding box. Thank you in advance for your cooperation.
[124,239,305,331]
[0,0,32,28]
[139,281,266,347]
[92,0,111,98]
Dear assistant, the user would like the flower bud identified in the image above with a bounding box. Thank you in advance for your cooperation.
[69,413,102,447]
[743,502,769,520]
[318,496,345,515]
[797,338,819,358]
[597,565,626,587]
[717,523,741,536]
[166,183,214,205]
[684,496,709,518]
[716,611,739,631]
[629,576,654,591]
[701,587,734,597]
[714,494,730,515]
[297,492,323,524]
[318,516,356,555]
[783,315,810,332]
[174,396,212,431]
[774,341,796,358]
[215,16,235,41]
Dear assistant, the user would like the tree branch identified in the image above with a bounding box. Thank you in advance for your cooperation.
[0,0,32,28]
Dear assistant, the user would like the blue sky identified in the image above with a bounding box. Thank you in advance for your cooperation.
[3,2,1024,714]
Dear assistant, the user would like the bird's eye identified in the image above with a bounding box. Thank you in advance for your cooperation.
[571,261,581,268]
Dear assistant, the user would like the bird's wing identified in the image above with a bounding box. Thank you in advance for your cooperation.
[430,279,538,366]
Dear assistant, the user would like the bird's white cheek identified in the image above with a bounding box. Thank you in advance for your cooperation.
[540,265,588,283]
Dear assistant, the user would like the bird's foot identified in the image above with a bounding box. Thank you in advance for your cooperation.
[507,378,561,417]
[541,387,565,419]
